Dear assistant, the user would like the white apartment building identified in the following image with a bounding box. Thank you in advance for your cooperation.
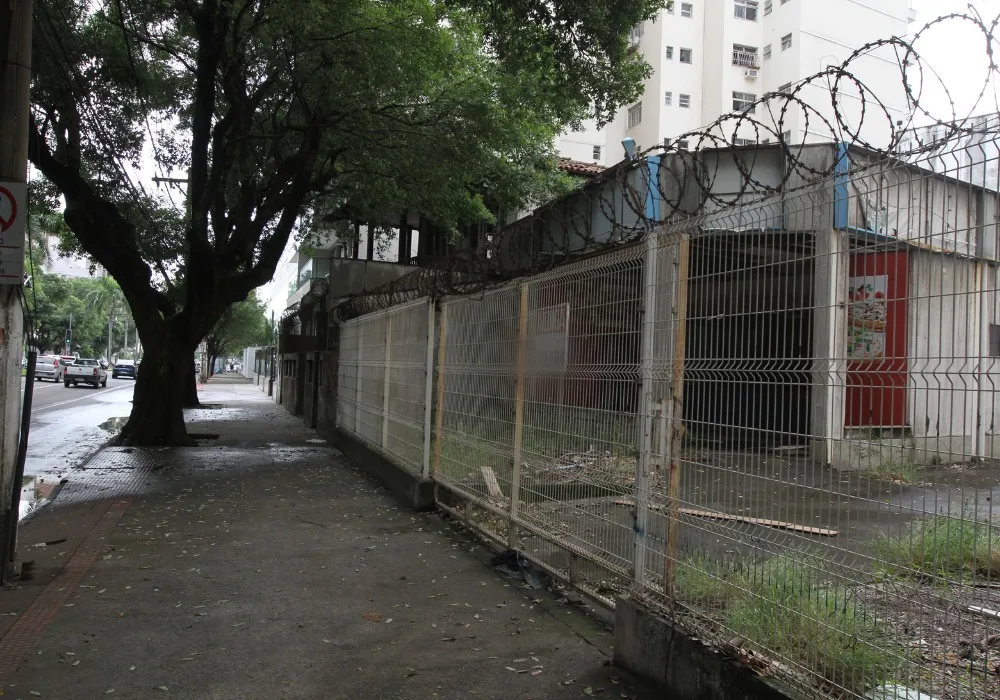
[556,118,607,166]
[558,0,916,164]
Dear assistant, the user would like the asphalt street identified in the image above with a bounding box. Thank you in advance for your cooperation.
[20,375,136,478]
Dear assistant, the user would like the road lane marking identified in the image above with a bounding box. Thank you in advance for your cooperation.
[32,383,134,412]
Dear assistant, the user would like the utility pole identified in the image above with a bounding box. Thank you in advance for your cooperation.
[66,312,73,355]
[0,0,32,584]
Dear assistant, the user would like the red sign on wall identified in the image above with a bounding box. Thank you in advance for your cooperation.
[845,251,909,427]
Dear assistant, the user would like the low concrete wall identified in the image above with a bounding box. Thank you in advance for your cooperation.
[331,430,434,511]
[614,595,801,700]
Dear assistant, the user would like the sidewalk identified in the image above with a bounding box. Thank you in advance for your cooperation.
[0,377,655,699]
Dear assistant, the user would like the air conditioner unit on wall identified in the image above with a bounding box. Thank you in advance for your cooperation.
[745,69,759,79]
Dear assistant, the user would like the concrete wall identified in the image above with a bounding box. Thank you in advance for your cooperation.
[327,258,414,299]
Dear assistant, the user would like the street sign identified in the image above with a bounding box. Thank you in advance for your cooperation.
[0,181,26,284]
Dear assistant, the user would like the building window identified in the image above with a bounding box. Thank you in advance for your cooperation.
[592,145,602,160]
[764,0,772,14]
[679,94,691,108]
[666,46,674,60]
[680,48,693,64]
[681,3,693,18]
[782,130,792,142]
[627,102,643,128]
[778,81,792,93]
[781,0,790,4]
[678,139,690,150]
[732,44,759,67]
[733,91,757,113]
[734,0,759,21]
[781,33,792,50]
[990,325,1000,357]
[734,137,755,146]
[763,44,772,60]
[666,3,674,13]
[630,23,644,45]
[664,91,673,106]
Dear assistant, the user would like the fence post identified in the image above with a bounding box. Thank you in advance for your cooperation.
[634,234,658,587]
[432,304,449,476]
[664,234,690,600]
[508,283,530,548]
[422,300,436,479]
[354,334,362,430]
[381,312,393,449]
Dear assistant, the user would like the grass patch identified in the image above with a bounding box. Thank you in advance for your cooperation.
[675,553,902,694]
[866,455,922,484]
[876,513,1000,579]
[674,556,742,608]
[726,554,903,693]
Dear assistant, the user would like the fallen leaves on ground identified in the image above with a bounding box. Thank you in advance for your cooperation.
[362,612,382,622]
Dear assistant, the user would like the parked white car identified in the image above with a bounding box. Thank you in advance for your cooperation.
[64,358,108,388]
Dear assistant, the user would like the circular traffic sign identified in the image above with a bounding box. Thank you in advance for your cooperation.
[0,185,17,234]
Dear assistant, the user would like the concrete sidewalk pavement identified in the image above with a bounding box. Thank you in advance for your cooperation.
[0,378,655,699]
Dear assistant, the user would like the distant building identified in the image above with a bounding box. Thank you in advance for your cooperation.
[41,235,105,279]
[559,0,917,161]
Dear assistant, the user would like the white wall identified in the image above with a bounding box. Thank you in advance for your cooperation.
[556,118,606,165]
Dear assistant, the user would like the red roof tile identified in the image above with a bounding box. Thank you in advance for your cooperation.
[557,157,605,178]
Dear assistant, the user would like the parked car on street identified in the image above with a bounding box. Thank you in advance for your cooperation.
[64,358,108,388]
[112,359,136,379]
[34,355,67,382]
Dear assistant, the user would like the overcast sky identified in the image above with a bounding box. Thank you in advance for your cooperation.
[908,0,1000,123]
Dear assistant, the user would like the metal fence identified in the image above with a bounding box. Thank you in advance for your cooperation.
[336,298,434,476]
[334,139,1000,700]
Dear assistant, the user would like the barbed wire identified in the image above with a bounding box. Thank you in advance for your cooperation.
[334,9,1000,321]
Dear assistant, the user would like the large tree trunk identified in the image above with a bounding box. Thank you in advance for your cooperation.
[117,336,196,446]
[183,362,200,409]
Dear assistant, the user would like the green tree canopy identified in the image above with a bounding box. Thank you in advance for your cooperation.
[27,0,665,444]
[204,292,269,371]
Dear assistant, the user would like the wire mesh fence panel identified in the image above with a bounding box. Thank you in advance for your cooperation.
[620,144,1000,700]
[336,300,431,475]
[354,312,387,448]
[512,247,644,589]
[331,92,1000,699]
[433,286,520,542]
[383,299,433,475]
[336,322,359,435]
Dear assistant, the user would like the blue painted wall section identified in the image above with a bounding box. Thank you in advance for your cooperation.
[833,141,850,230]
[644,155,661,223]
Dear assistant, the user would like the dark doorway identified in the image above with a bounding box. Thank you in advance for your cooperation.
[683,232,815,448]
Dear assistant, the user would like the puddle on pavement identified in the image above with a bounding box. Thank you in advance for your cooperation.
[99,416,129,433]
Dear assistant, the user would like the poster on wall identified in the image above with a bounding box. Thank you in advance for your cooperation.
[847,275,888,360]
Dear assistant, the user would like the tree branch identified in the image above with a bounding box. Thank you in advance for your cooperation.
[27,118,176,329]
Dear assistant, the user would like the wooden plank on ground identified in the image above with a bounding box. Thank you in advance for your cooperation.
[481,466,504,502]
[611,499,838,537]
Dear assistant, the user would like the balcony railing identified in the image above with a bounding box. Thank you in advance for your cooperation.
[732,50,759,68]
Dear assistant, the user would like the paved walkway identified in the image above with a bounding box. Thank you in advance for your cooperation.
[0,377,655,699]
